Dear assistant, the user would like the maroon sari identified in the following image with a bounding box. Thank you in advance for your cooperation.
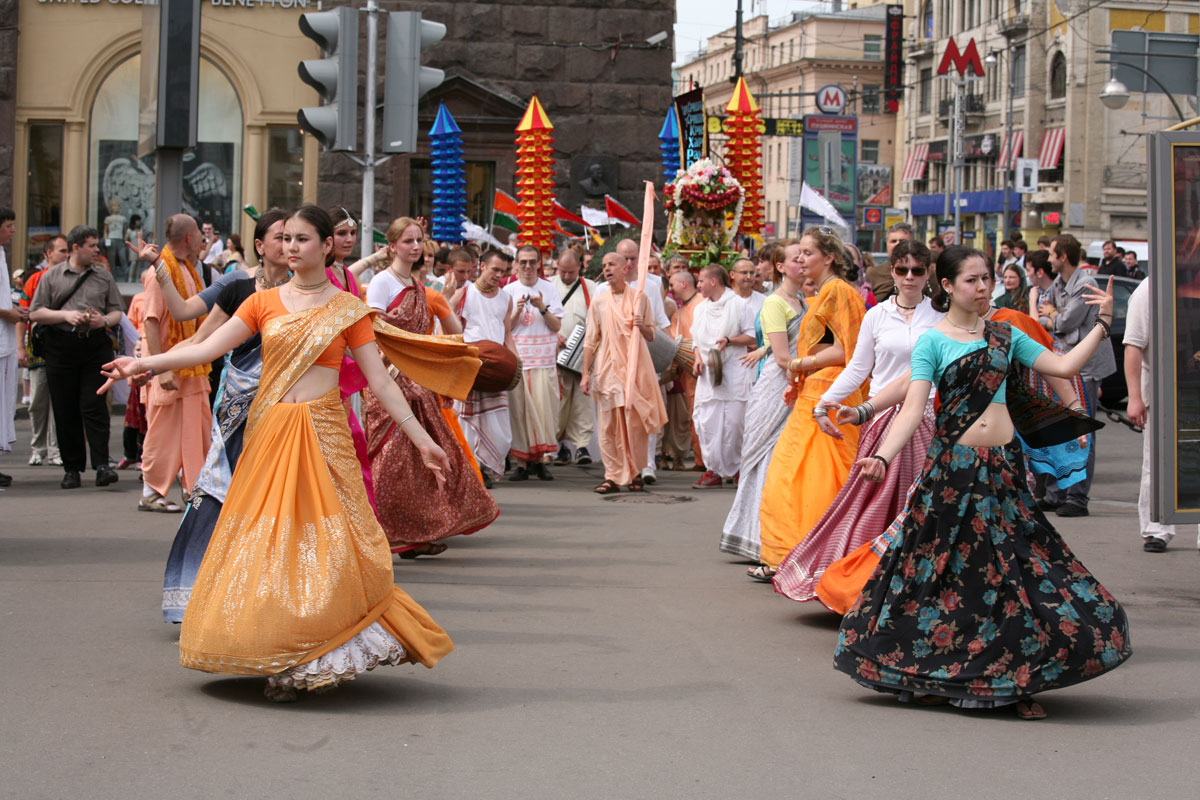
[363,281,499,551]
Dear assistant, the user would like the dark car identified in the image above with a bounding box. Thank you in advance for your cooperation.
[1098,275,1142,411]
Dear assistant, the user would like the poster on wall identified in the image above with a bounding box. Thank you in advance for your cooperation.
[96,141,235,245]
[801,115,857,233]
[857,164,892,206]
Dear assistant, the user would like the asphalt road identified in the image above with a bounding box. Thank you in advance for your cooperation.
[1,415,1197,800]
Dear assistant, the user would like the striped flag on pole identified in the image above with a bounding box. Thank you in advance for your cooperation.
[492,189,521,232]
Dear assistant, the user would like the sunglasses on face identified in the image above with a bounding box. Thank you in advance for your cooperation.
[893,266,927,277]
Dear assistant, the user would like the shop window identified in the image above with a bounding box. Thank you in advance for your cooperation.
[861,140,879,164]
[266,128,306,212]
[24,123,63,272]
[88,55,242,279]
[410,160,496,231]
[1049,52,1067,100]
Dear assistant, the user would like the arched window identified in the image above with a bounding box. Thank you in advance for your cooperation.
[921,1,933,38]
[91,55,243,266]
[1049,52,1067,100]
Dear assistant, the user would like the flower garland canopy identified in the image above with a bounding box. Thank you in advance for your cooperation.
[662,158,744,268]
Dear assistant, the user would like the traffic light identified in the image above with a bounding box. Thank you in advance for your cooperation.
[381,11,446,154]
[297,7,359,151]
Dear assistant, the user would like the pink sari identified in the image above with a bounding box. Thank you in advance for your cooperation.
[327,265,376,511]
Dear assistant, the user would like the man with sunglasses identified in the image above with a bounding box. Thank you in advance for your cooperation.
[866,221,912,301]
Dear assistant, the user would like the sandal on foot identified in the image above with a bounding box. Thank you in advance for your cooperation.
[1015,699,1046,720]
[628,477,645,492]
[747,565,776,582]
[138,493,182,513]
[593,479,621,495]
[397,542,449,559]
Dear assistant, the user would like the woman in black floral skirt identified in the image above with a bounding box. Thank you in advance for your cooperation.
[833,246,1129,720]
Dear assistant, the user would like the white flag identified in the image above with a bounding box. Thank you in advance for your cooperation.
[799,182,851,238]
[579,205,614,228]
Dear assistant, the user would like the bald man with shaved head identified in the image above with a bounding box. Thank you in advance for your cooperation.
[137,213,211,512]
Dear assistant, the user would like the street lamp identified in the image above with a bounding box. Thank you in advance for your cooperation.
[986,46,1017,246]
[1099,77,1131,110]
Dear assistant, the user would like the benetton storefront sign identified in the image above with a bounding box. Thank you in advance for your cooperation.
[37,0,314,8]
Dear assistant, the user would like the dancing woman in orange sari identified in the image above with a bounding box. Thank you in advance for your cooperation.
[101,206,480,701]
[752,228,867,580]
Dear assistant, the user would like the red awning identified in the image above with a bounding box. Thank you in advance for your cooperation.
[1037,128,1065,169]
[901,143,930,182]
[995,130,1024,171]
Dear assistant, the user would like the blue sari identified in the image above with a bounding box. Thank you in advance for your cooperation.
[162,338,262,622]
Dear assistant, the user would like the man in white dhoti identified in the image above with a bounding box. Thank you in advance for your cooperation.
[689,264,755,489]
[551,248,596,465]
[505,245,564,481]
[454,250,515,485]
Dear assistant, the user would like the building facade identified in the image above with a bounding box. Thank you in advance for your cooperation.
[897,0,1199,252]
[317,0,676,239]
[7,0,322,279]
[674,3,896,251]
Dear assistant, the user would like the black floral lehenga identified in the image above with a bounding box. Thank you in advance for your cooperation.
[834,322,1130,705]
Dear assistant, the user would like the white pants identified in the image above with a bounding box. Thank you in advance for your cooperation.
[1139,408,1200,545]
[692,398,746,478]
[0,352,16,452]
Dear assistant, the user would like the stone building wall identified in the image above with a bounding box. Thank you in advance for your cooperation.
[316,0,676,234]
[0,0,18,210]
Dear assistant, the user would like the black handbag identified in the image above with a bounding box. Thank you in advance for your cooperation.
[30,269,93,358]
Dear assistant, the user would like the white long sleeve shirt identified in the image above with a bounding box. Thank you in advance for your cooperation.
[821,296,943,404]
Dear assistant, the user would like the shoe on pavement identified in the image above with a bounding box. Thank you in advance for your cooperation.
[481,468,494,489]
[1055,504,1088,518]
[508,466,530,482]
[48,456,63,467]
[691,470,722,489]
[60,470,81,489]
[0,472,12,487]
[554,445,572,466]
[1143,537,1167,553]
[28,453,43,466]
[1036,499,1060,512]
[641,466,657,485]
[533,462,554,481]
[575,447,592,466]
[115,458,134,470]
[95,466,119,487]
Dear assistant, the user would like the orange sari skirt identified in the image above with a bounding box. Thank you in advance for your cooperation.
[179,388,453,676]
[757,384,861,569]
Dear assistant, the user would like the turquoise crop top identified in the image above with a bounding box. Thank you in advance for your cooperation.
[910,327,1046,403]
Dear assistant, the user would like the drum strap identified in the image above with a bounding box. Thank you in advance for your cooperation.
[561,278,590,308]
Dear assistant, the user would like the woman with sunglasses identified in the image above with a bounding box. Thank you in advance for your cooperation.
[772,239,942,603]
[832,245,1127,720]
[751,227,868,581]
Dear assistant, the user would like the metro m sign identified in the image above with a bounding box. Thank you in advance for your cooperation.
[937,37,985,78]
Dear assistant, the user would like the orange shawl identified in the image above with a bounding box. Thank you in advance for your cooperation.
[160,245,210,378]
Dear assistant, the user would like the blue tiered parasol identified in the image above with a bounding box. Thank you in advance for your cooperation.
[429,103,466,242]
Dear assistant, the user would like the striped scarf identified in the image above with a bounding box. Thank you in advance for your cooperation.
[160,246,210,379]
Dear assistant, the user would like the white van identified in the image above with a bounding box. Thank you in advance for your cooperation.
[1085,240,1148,272]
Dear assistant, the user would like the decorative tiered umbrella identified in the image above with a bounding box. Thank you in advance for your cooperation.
[514,95,555,254]
[723,78,764,238]
[658,107,681,185]
[428,103,466,242]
